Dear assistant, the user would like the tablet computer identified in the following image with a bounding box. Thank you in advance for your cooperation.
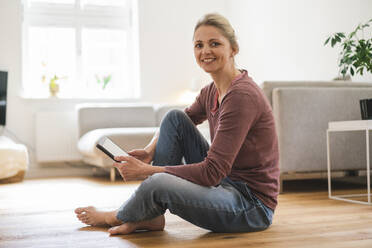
[96,137,128,162]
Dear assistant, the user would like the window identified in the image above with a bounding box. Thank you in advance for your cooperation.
[22,0,140,99]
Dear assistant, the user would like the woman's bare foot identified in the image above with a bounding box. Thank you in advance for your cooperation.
[108,215,165,235]
[75,206,122,227]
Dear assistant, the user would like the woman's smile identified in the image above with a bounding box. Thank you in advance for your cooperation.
[201,57,216,63]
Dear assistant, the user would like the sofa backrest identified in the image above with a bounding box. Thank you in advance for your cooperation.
[262,81,372,105]
[77,103,156,137]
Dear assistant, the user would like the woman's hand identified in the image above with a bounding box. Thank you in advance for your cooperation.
[128,149,154,164]
[113,155,165,181]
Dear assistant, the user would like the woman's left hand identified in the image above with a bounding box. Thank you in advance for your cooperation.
[113,156,164,181]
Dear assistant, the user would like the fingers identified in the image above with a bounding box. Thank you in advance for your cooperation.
[114,155,132,162]
[112,163,127,181]
[113,159,127,172]
[128,150,141,155]
[112,155,149,182]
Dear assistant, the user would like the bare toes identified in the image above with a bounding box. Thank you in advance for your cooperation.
[75,206,94,214]
[77,213,86,218]
[80,217,88,223]
[75,208,84,214]
[85,206,94,211]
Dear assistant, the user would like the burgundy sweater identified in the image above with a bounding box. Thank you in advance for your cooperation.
[165,70,279,210]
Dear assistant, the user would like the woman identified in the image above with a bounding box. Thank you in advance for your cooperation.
[75,13,279,234]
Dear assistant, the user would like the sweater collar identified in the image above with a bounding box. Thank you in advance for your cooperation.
[211,70,247,114]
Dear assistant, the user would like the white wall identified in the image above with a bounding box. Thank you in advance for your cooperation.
[0,0,371,177]
[228,0,372,84]
[138,0,229,102]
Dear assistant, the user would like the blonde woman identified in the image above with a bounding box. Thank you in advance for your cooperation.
[75,13,279,234]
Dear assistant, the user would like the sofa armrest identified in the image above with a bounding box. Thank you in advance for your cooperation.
[78,127,157,157]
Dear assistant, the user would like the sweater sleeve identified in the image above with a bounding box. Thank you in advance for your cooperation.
[184,88,207,125]
[165,92,260,186]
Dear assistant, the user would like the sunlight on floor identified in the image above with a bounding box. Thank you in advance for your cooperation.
[0,177,140,214]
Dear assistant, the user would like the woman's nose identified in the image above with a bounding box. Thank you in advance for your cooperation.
[201,45,211,54]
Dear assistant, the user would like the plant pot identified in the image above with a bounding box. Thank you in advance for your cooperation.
[360,98,372,120]
[49,83,59,97]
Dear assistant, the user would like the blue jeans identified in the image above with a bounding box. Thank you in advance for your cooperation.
[116,110,273,232]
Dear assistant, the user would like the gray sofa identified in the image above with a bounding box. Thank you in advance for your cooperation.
[262,81,372,190]
[77,81,372,188]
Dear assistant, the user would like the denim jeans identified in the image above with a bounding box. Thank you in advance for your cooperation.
[116,110,273,232]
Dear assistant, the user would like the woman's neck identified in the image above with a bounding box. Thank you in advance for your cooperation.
[211,66,241,97]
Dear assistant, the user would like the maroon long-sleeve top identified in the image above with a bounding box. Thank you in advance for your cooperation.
[165,70,279,210]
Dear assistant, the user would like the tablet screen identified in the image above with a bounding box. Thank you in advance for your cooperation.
[101,138,128,157]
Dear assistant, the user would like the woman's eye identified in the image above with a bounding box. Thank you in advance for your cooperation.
[195,43,203,49]
[211,42,220,47]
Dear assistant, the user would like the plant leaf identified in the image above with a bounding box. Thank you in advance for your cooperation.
[324,37,330,46]
[103,75,112,84]
[349,31,356,39]
[341,68,347,77]
[331,38,337,47]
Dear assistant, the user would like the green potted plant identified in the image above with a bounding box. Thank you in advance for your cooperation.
[41,62,67,97]
[48,75,60,97]
[324,18,372,80]
[95,74,112,90]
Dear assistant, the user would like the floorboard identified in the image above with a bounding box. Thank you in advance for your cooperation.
[0,177,371,248]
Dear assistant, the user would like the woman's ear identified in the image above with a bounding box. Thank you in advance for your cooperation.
[233,46,239,56]
[231,46,239,57]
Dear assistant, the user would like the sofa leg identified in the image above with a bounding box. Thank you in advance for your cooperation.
[110,168,116,182]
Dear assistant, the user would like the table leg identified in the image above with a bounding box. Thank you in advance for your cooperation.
[367,129,370,204]
[327,130,332,198]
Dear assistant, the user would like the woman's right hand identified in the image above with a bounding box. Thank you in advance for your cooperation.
[128,149,154,164]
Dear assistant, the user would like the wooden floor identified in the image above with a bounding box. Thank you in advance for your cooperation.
[1,176,372,248]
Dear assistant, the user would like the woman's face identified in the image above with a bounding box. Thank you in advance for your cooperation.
[193,25,235,74]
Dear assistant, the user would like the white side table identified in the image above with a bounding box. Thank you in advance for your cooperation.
[327,120,372,205]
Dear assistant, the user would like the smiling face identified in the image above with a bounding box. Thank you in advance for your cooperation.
[193,25,237,74]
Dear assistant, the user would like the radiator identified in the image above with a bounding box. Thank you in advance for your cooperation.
[35,111,82,162]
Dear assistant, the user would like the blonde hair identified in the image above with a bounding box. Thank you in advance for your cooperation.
[194,13,239,53]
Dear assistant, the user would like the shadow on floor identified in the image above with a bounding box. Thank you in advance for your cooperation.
[282,176,367,193]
